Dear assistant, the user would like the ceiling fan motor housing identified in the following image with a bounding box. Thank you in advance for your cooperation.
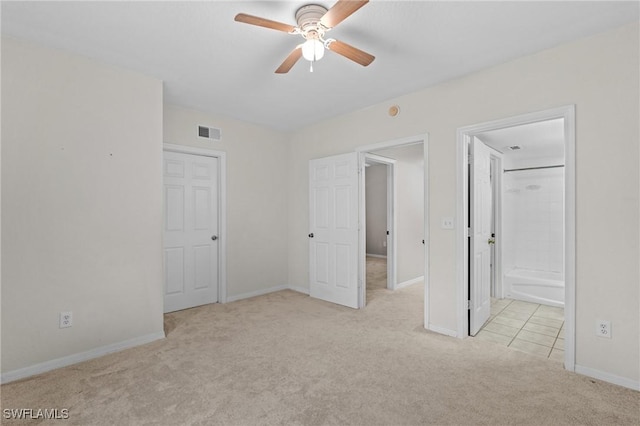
[295,4,329,39]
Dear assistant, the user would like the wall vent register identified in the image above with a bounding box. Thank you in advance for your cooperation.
[198,125,222,141]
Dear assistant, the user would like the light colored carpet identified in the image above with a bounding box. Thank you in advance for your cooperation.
[1,284,638,425]
[366,256,388,304]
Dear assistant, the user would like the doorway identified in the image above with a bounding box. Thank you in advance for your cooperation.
[357,135,429,318]
[456,106,575,371]
[162,144,227,312]
[363,153,396,303]
[307,134,429,322]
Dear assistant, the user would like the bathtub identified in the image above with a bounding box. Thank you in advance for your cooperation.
[504,268,564,307]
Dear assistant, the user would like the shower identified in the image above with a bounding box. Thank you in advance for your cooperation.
[476,118,566,308]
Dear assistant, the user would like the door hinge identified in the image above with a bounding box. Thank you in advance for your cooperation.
[467,300,472,310]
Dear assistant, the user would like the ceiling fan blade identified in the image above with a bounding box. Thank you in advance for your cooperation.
[275,47,303,74]
[327,39,375,67]
[234,13,296,33]
[320,0,368,28]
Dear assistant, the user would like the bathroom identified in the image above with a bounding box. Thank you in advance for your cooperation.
[477,118,565,308]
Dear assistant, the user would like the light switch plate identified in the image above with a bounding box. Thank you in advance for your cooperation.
[441,217,454,229]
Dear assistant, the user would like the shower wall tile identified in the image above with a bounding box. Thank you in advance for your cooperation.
[503,168,564,274]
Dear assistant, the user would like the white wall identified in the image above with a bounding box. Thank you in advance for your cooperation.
[365,164,387,257]
[163,105,289,299]
[374,144,425,284]
[1,38,165,375]
[503,168,564,275]
[286,22,639,385]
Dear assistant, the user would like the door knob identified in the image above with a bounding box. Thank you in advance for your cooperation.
[308,233,314,238]
[211,235,218,241]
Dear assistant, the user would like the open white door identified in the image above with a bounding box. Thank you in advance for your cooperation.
[469,137,492,335]
[309,152,359,309]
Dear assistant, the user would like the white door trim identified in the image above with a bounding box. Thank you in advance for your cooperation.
[362,153,397,293]
[163,143,227,304]
[356,134,430,329]
[455,105,576,372]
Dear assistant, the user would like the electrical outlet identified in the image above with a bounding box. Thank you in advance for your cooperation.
[596,320,611,338]
[59,311,73,328]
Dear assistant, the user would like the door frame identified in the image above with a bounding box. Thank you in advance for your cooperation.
[455,105,576,371]
[356,134,429,327]
[163,143,227,304]
[361,153,397,298]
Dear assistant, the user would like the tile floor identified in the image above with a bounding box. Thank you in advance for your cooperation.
[475,298,565,361]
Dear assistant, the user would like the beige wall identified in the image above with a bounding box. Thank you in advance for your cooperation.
[163,105,289,299]
[365,164,387,257]
[1,38,165,374]
[287,23,639,384]
[374,144,425,284]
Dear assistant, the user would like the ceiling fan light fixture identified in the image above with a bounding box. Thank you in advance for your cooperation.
[301,39,325,61]
[235,1,375,73]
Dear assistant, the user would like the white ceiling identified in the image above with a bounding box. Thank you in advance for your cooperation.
[374,143,424,166]
[476,118,565,166]
[2,1,638,132]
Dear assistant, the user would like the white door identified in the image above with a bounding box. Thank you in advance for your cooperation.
[469,137,492,335]
[309,152,359,309]
[163,151,219,313]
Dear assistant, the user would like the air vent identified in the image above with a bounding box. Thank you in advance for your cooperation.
[198,125,222,141]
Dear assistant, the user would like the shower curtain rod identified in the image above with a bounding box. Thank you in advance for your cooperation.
[503,165,564,173]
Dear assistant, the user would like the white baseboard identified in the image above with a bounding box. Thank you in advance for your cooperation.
[395,276,424,290]
[427,323,458,338]
[225,285,288,303]
[289,285,310,295]
[1,331,165,384]
[575,364,640,391]
[366,253,387,259]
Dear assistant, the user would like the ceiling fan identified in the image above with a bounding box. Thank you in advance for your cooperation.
[235,0,375,73]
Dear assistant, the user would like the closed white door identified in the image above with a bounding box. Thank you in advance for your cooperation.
[470,138,492,335]
[163,151,219,313]
[309,153,359,309]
